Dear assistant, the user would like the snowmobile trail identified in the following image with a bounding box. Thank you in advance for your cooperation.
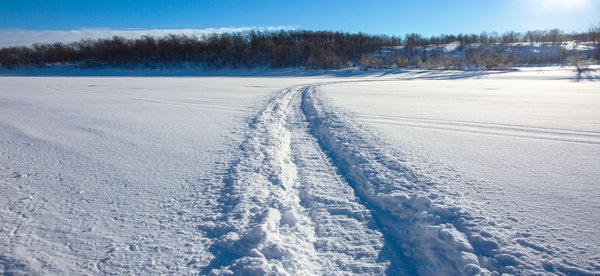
[200,85,391,275]
[200,82,530,275]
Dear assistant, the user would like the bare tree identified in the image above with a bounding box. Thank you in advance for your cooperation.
[568,54,595,72]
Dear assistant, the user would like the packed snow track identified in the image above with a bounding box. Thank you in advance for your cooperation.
[198,83,526,275]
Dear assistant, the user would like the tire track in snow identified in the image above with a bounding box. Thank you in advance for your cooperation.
[45,83,248,113]
[287,90,392,274]
[200,81,535,275]
[361,114,600,145]
[200,84,396,275]
[361,114,600,136]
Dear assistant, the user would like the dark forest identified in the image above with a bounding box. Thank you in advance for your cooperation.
[1,27,599,70]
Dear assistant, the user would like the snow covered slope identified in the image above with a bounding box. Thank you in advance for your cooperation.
[1,68,598,275]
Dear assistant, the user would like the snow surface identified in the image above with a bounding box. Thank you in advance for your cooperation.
[319,67,600,275]
[0,76,325,274]
[0,67,598,275]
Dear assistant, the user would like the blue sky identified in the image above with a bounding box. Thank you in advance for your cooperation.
[1,0,599,46]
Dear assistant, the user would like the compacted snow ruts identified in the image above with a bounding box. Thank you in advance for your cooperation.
[287,90,390,274]
[201,86,390,275]
[201,83,519,275]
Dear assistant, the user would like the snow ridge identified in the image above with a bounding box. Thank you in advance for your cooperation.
[301,84,528,275]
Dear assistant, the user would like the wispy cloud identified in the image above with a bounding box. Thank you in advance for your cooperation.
[0,26,299,47]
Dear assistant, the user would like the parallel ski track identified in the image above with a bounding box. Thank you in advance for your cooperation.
[199,82,530,275]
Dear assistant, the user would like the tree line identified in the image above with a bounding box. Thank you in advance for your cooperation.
[1,26,598,70]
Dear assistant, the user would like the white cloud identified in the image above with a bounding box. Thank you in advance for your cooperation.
[0,26,299,47]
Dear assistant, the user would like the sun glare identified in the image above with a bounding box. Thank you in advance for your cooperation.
[537,0,589,10]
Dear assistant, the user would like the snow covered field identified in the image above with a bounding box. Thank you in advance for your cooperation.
[0,67,598,275]
[0,76,322,274]
[318,68,600,275]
